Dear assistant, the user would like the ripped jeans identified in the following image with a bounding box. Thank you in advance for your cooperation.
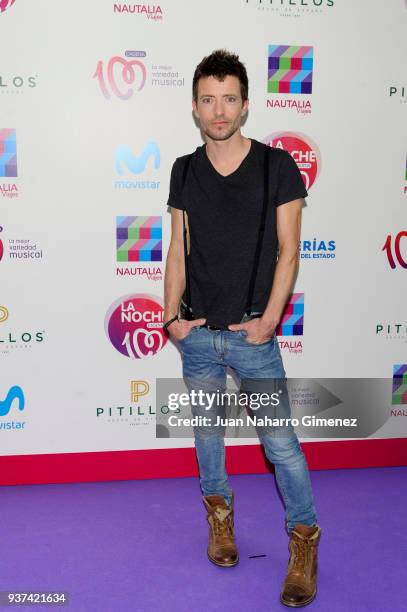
[177,324,317,531]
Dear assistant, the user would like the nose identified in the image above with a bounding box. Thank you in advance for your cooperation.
[213,98,224,117]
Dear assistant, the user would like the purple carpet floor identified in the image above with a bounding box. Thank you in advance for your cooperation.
[1,466,406,611]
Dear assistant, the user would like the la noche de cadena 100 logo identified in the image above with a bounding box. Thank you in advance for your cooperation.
[262,132,321,191]
[105,294,168,359]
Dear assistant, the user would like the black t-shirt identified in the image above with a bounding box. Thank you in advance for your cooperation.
[167,138,307,328]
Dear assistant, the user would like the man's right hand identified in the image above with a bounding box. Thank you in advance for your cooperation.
[166,318,206,341]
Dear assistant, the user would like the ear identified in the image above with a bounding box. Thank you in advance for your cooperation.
[192,99,199,120]
[241,98,249,117]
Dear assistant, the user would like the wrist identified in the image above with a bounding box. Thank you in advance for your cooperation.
[164,307,179,320]
[261,312,280,329]
[163,314,179,332]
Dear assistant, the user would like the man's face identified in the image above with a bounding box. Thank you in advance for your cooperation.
[192,75,248,142]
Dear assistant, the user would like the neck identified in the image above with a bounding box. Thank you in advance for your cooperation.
[205,130,250,164]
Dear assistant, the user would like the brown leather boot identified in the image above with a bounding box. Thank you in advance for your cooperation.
[280,524,321,607]
[203,493,239,567]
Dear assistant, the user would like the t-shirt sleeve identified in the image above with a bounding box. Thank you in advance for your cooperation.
[166,158,185,210]
[275,150,308,206]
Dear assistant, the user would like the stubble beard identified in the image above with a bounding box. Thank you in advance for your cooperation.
[203,119,241,142]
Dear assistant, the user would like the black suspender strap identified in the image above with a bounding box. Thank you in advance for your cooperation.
[245,145,270,316]
[181,154,193,318]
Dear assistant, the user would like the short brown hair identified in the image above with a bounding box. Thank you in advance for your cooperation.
[192,49,249,102]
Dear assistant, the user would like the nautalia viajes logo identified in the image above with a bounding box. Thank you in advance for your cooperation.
[266,45,313,114]
[0,129,19,199]
[392,365,407,406]
[276,293,304,355]
[116,216,163,280]
[113,3,163,19]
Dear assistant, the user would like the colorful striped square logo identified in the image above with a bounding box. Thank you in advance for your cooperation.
[392,364,407,405]
[0,129,17,177]
[268,46,313,94]
[276,293,304,336]
[116,216,162,262]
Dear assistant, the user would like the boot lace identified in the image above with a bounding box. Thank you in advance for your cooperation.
[212,507,234,538]
[290,534,313,575]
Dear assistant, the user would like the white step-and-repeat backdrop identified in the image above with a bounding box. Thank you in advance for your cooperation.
[1,0,406,462]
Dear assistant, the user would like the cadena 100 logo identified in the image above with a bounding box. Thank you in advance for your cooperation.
[382,231,407,269]
[262,132,321,191]
[94,53,147,100]
[0,0,16,13]
[105,294,167,359]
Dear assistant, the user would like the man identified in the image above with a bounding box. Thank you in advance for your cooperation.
[163,49,321,608]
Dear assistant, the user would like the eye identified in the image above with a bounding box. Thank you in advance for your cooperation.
[226,96,237,103]
[201,97,212,104]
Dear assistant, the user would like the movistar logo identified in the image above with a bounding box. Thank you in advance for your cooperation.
[115,142,160,175]
[0,385,25,416]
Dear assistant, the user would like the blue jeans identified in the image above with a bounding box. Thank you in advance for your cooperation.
[177,325,317,531]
